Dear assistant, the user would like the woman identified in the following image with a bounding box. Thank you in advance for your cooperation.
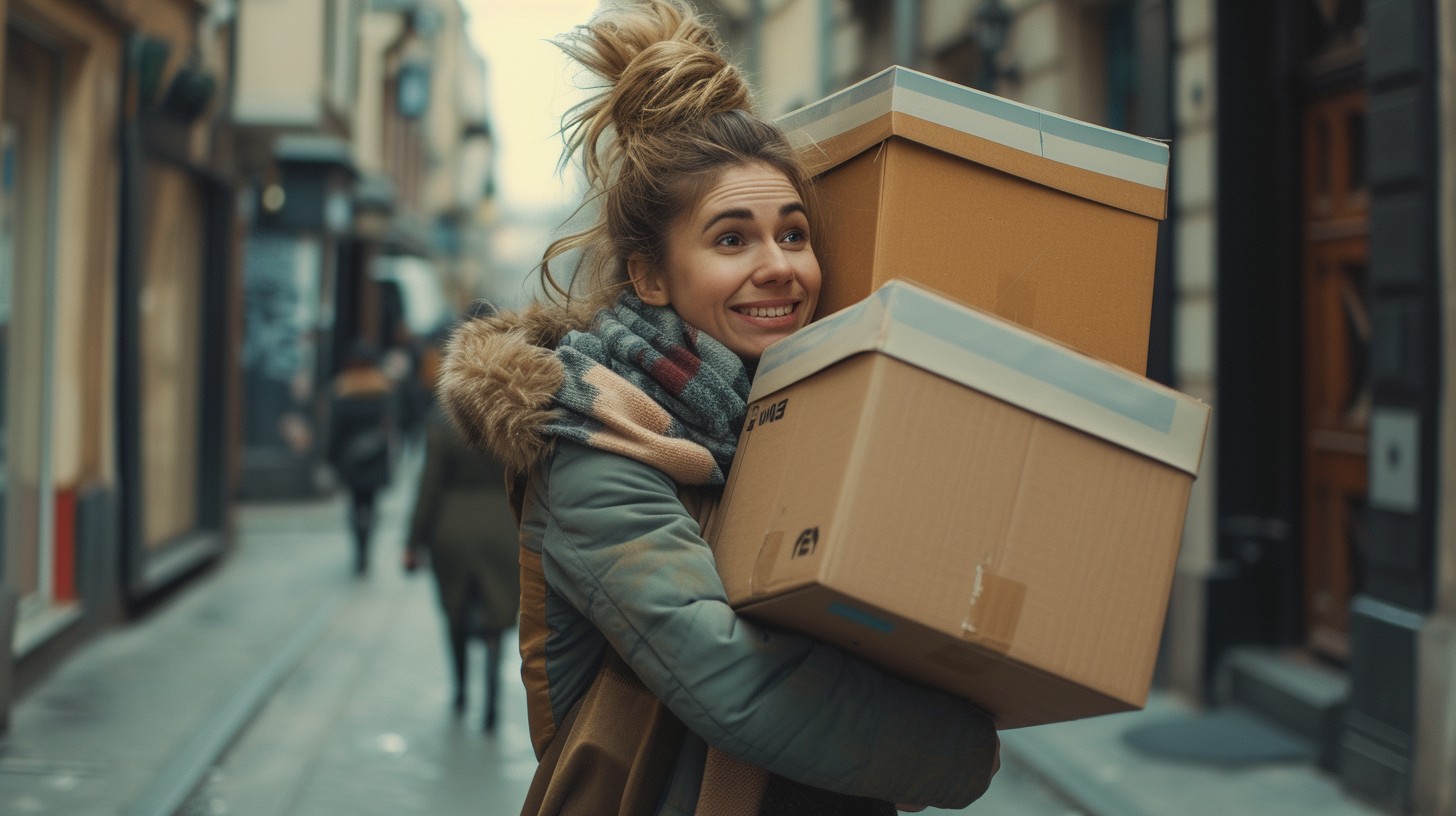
[440,2,1000,813]
[327,341,395,575]
[405,326,520,732]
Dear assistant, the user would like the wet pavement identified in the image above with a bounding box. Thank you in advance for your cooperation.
[0,445,1389,816]
[0,447,1080,816]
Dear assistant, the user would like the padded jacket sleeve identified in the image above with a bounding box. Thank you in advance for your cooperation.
[538,441,999,809]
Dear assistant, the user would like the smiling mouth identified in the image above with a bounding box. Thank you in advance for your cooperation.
[733,303,796,319]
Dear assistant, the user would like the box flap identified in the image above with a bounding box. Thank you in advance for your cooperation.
[776,66,1170,219]
[751,281,1210,476]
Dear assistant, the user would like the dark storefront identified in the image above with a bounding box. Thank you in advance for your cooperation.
[1211,2,1443,809]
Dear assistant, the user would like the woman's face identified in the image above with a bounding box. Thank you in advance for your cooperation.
[630,162,821,361]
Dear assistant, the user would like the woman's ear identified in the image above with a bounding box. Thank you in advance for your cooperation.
[628,255,671,306]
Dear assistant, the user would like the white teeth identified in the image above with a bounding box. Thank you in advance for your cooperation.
[738,304,793,318]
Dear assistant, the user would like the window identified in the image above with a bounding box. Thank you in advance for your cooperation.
[1,27,60,612]
[138,161,206,549]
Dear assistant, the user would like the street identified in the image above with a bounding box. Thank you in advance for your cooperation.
[179,449,1083,816]
[0,441,1398,816]
[179,451,1082,816]
[0,446,1079,816]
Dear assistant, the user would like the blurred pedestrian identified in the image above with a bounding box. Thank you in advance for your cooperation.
[405,326,520,732]
[326,340,396,575]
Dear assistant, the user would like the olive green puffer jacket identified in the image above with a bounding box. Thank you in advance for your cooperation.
[440,305,999,815]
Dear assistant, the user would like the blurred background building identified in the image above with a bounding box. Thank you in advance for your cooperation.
[700,0,1454,812]
[231,0,494,500]
[0,0,496,731]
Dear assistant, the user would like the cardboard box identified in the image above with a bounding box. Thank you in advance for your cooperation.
[707,281,1209,728]
[777,66,1170,373]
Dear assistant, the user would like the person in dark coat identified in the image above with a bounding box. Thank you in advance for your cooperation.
[326,342,396,575]
[405,364,520,731]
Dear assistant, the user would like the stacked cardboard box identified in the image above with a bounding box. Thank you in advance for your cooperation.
[706,71,1205,728]
[775,66,1170,374]
[707,282,1210,728]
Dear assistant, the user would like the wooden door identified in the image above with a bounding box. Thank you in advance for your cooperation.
[1301,88,1369,660]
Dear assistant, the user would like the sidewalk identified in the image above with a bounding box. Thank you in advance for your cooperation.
[998,693,1387,816]
[0,443,1391,816]
[0,458,424,816]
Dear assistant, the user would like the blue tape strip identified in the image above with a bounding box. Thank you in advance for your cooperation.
[778,69,897,130]
[760,284,1177,433]
[1037,112,1169,165]
[781,67,1167,168]
[828,601,895,633]
[893,286,1177,432]
[896,68,1041,130]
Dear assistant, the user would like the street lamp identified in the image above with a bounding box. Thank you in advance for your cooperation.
[972,0,1016,91]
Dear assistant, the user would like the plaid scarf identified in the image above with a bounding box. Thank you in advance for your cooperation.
[546,292,751,486]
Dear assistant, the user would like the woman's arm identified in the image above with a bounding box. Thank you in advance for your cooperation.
[539,441,999,809]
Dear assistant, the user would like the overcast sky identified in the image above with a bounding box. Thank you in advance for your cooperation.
[462,0,601,216]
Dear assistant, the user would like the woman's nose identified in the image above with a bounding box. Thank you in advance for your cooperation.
[752,244,795,286]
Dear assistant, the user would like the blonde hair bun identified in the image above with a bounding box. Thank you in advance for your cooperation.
[612,40,750,136]
[557,0,751,182]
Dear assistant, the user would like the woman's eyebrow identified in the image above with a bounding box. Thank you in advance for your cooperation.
[700,208,753,234]
[700,202,808,235]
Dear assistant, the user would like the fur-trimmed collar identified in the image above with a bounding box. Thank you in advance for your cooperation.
[437,302,594,475]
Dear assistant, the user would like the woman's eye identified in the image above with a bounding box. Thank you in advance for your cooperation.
[781,229,806,245]
[716,234,744,247]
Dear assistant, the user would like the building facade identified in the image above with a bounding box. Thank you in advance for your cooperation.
[232,0,493,499]
[0,0,241,711]
[0,0,492,730]
[706,0,1453,812]
[232,0,365,499]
